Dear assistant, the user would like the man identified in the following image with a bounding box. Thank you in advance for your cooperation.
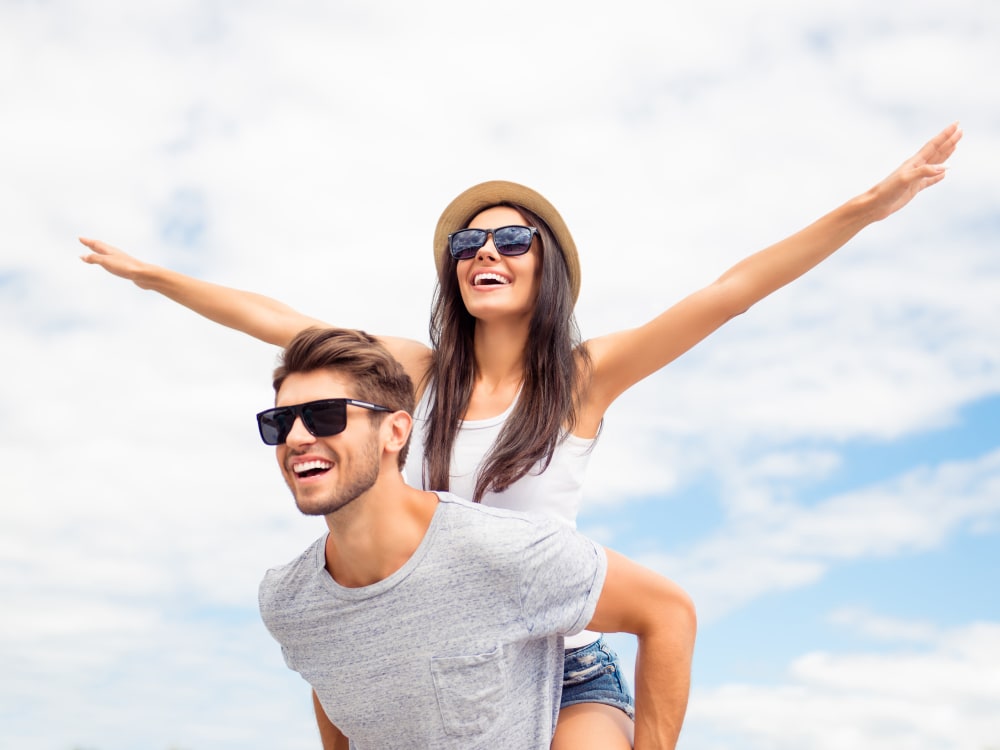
[257,327,696,749]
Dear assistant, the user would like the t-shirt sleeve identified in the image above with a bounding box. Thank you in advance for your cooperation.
[517,519,607,637]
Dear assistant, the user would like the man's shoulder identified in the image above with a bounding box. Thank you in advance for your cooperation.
[259,534,326,602]
[434,492,565,533]
[432,492,585,562]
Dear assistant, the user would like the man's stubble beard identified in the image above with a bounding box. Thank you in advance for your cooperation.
[293,434,381,517]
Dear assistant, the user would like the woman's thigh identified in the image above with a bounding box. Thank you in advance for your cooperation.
[551,702,634,749]
[554,638,635,748]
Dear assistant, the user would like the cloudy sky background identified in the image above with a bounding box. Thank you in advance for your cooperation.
[2,1,998,748]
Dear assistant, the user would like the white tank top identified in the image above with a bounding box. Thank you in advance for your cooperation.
[404,384,600,649]
[405,386,597,527]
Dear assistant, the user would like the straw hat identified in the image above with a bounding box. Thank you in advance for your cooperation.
[433,180,581,303]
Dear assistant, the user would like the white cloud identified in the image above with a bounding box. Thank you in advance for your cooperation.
[640,448,1000,621]
[686,618,1000,750]
[828,607,940,645]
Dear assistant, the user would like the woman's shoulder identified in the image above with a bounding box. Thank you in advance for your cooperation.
[376,336,434,397]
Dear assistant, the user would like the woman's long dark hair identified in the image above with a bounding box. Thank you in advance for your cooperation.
[423,203,590,503]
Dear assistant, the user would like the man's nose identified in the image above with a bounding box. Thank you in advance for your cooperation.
[284,416,315,447]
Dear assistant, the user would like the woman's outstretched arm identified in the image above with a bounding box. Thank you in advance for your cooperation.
[79,238,435,382]
[80,238,329,347]
[582,122,963,416]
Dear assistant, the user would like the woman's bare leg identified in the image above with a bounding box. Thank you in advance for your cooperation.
[551,702,634,750]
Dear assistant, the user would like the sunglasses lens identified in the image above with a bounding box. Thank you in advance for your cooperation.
[303,401,347,438]
[493,226,534,256]
[258,408,293,446]
[449,229,487,260]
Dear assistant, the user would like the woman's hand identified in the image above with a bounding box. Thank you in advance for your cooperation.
[866,122,962,222]
[79,238,152,287]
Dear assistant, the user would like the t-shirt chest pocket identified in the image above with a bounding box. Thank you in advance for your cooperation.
[430,646,506,737]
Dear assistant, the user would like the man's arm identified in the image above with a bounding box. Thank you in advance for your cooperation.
[312,690,350,750]
[587,548,697,750]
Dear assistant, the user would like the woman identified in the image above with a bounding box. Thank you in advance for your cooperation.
[80,122,962,749]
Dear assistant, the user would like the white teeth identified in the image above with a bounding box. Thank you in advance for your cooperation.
[474,273,510,286]
[293,460,332,474]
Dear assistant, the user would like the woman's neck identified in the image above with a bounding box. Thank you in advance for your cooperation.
[472,316,529,388]
[463,318,529,420]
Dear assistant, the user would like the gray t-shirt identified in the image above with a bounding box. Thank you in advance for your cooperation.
[258,492,607,749]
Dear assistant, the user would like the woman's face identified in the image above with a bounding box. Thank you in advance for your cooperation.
[454,205,542,322]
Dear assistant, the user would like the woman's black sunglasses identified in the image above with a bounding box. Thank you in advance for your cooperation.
[256,398,392,446]
[448,225,538,260]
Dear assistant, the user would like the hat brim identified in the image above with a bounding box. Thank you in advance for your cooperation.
[433,180,581,303]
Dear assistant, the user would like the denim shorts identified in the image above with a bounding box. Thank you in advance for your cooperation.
[561,637,635,720]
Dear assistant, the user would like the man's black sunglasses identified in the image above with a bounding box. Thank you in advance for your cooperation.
[448,225,538,260]
[256,398,392,446]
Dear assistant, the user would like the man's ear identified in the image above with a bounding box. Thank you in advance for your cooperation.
[381,411,413,458]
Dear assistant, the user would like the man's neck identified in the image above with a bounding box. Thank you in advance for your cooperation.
[323,474,439,589]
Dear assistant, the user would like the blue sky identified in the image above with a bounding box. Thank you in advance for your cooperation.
[2,1,998,749]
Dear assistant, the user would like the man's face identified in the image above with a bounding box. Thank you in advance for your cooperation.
[274,370,383,517]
